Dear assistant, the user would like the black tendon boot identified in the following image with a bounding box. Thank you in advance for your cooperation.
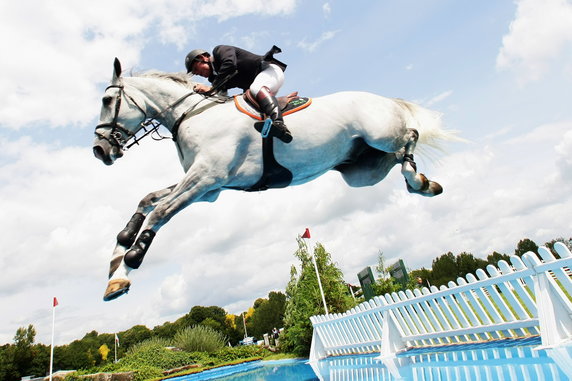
[256,87,293,143]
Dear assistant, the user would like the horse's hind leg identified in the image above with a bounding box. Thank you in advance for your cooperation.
[400,129,443,196]
[104,185,176,301]
[336,147,400,187]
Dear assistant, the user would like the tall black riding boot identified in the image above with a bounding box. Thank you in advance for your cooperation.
[256,87,293,143]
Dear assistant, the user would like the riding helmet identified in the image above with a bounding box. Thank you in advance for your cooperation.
[185,49,210,73]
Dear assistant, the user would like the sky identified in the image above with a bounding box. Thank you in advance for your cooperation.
[1,0,572,346]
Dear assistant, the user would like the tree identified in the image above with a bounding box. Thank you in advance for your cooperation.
[12,325,36,379]
[98,344,110,361]
[514,238,539,257]
[119,325,152,350]
[431,252,458,286]
[371,251,402,296]
[152,321,178,339]
[175,305,238,342]
[281,238,355,356]
[409,268,432,288]
[247,291,286,339]
[456,252,488,276]
[487,251,511,265]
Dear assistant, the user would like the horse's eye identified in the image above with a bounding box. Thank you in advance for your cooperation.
[102,96,112,107]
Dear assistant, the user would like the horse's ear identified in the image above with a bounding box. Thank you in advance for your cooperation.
[112,57,122,83]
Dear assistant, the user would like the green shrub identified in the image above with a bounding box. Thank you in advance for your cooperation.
[173,325,227,353]
[119,338,202,370]
[130,365,163,381]
[126,337,172,355]
[212,345,268,362]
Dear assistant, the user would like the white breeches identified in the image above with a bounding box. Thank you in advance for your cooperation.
[250,64,284,96]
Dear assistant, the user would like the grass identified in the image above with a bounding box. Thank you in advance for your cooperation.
[263,353,301,361]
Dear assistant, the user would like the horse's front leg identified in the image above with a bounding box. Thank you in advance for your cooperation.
[400,128,443,196]
[104,167,223,301]
[104,185,175,301]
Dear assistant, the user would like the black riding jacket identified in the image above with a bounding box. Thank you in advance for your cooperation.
[208,45,286,92]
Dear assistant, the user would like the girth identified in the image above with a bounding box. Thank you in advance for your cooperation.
[244,135,293,192]
[227,91,313,191]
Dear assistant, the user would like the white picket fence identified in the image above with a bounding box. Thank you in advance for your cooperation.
[309,243,572,364]
[308,344,572,380]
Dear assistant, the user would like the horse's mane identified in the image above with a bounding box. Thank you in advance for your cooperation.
[136,70,196,90]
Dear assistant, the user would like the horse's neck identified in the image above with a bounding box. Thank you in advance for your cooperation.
[128,77,198,132]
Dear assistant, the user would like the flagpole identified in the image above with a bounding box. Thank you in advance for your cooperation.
[242,312,248,339]
[302,229,329,315]
[114,333,120,363]
[49,298,57,381]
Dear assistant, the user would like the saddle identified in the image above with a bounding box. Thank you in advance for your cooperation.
[233,91,312,192]
[234,90,312,121]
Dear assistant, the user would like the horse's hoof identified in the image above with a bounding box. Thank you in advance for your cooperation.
[406,178,443,197]
[428,181,443,195]
[103,279,131,301]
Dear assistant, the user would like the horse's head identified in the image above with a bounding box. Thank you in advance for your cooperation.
[93,58,149,165]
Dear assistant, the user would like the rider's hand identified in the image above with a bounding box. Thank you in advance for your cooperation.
[193,84,212,93]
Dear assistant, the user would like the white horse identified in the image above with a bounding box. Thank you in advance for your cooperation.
[94,58,455,301]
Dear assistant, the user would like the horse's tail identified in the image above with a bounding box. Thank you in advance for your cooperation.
[393,98,463,159]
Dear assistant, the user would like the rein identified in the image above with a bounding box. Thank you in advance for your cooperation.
[171,95,228,142]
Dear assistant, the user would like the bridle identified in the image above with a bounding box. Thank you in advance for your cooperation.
[94,82,151,150]
[94,78,228,151]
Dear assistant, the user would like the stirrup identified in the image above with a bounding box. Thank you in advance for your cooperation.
[261,118,273,138]
[259,118,292,143]
[271,120,292,143]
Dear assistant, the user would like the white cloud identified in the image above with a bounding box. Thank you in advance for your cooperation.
[323,3,332,18]
[0,0,298,130]
[219,29,270,51]
[297,30,340,53]
[555,131,572,177]
[424,90,454,107]
[497,0,572,83]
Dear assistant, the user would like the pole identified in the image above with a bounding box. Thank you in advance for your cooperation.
[311,250,329,315]
[349,284,356,301]
[303,234,329,315]
[242,312,248,339]
[114,334,117,363]
[49,300,56,381]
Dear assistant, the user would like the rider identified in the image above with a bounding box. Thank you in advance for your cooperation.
[185,45,292,143]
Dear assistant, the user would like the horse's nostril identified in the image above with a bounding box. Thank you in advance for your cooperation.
[93,146,106,161]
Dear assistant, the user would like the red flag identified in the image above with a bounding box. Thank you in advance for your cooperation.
[301,228,311,239]
[53,297,59,307]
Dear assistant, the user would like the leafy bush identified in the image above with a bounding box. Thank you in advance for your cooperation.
[118,338,203,371]
[130,365,164,381]
[126,337,172,355]
[173,325,227,353]
[212,345,268,362]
